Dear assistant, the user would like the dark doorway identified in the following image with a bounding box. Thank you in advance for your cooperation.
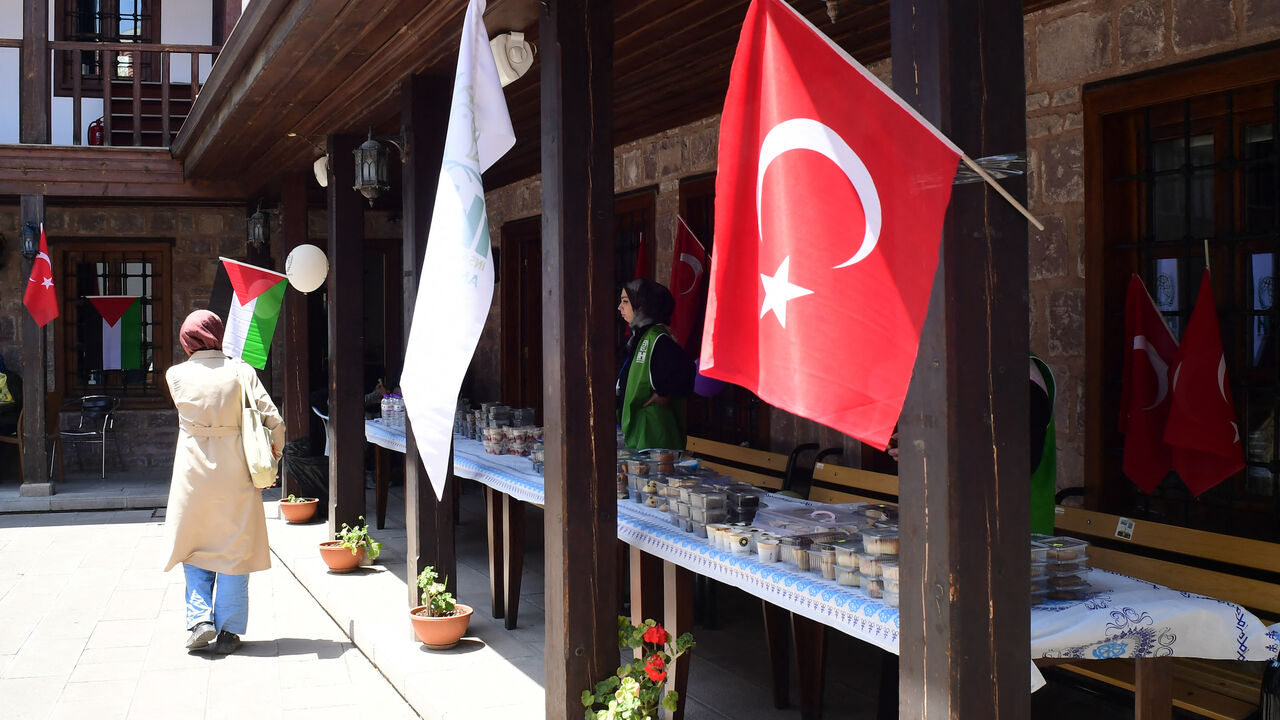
[500,217,544,424]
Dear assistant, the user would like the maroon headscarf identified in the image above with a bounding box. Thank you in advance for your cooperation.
[179,310,224,354]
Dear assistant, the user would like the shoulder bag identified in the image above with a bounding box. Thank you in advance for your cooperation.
[239,366,278,489]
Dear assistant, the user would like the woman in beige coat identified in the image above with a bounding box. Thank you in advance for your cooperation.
[164,310,285,654]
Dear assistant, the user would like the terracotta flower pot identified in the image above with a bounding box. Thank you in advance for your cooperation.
[409,604,473,650]
[280,498,319,524]
[319,540,365,573]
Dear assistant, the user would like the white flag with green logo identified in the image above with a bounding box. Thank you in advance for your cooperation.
[401,0,515,500]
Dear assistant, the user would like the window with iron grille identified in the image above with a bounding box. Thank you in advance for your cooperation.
[1086,47,1280,541]
[54,242,172,403]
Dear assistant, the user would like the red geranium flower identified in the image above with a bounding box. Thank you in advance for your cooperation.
[642,624,669,645]
[644,654,667,682]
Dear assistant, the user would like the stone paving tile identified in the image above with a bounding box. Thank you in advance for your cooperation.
[4,636,87,678]
[0,675,71,720]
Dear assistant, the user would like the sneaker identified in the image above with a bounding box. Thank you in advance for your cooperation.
[212,630,241,655]
[185,622,217,649]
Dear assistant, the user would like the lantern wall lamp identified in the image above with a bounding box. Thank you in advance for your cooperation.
[352,128,410,205]
[247,202,270,250]
[20,222,38,259]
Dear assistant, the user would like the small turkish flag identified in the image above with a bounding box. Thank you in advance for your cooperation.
[700,0,961,449]
[667,217,708,351]
[1163,269,1245,496]
[1118,274,1177,493]
[23,223,59,327]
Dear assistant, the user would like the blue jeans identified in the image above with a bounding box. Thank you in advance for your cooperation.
[183,564,249,635]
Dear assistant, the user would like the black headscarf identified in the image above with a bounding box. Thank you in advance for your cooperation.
[622,278,674,331]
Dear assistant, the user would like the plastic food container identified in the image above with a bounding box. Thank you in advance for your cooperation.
[881,588,900,607]
[808,545,837,579]
[1044,556,1091,574]
[863,577,884,598]
[756,536,780,563]
[837,567,860,586]
[878,559,899,582]
[862,528,900,556]
[688,488,727,510]
[781,536,814,569]
[625,460,650,476]
[1041,536,1089,561]
[1029,562,1047,578]
[690,506,727,525]
[1030,540,1051,564]
[752,504,867,535]
[728,530,752,555]
[883,577,900,595]
[693,521,708,538]
[858,504,900,524]
[674,501,690,518]
[629,488,642,503]
[829,536,862,568]
[857,553,882,577]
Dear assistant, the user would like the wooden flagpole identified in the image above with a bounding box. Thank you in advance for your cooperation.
[960,154,1044,231]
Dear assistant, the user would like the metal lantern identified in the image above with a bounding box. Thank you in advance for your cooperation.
[247,207,270,249]
[353,133,389,204]
[20,222,38,258]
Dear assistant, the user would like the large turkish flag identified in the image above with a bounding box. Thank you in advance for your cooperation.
[700,0,961,449]
[1118,274,1178,493]
[1163,269,1245,496]
[23,224,59,328]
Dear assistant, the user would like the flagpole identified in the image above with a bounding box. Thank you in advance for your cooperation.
[1203,239,1211,272]
[960,154,1045,231]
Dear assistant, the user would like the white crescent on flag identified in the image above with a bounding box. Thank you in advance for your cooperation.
[1133,335,1169,410]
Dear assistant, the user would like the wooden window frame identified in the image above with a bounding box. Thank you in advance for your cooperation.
[53,239,174,409]
[53,0,161,96]
[1084,44,1280,538]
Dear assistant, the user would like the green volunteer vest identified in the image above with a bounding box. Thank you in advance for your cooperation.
[1031,356,1057,535]
[621,325,687,451]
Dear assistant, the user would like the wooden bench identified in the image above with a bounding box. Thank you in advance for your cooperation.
[807,460,900,504]
[684,435,815,493]
[1050,505,1280,719]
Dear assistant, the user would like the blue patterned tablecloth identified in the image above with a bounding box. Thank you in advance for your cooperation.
[446,434,1279,666]
[365,419,406,453]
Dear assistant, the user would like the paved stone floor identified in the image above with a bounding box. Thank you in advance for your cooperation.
[0,509,418,720]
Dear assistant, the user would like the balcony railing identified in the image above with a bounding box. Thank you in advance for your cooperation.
[51,41,221,148]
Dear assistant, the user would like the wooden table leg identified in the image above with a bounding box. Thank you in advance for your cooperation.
[792,612,827,720]
[1134,657,1173,720]
[762,600,791,709]
[663,561,694,720]
[484,486,505,619]
[374,446,389,530]
[630,546,663,658]
[502,492,525,630]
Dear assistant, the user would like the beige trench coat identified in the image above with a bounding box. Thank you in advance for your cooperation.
[163,350,286,575]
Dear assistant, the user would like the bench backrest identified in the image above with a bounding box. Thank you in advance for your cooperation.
[685,436,789,491]
[1055,506,1280,623]
[807,461,900,505]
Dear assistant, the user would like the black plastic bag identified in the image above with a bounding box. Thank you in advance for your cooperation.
[281,439,329,514]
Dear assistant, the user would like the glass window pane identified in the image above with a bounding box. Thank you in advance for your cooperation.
[1244,124,1275,234]
[1152,257,1182,338]
[1251,253,1276,368]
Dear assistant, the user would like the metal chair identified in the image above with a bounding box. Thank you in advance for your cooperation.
[60,395,120,478]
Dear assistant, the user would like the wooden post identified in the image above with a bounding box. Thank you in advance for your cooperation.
[20,0,50,144]
[541,0,617,716]
[325,133,365,534]
[400,72,457,609]
[1134,658,1173,720]
[280,172,310,497]
[19,195,51,495]
[892,0,1031,718]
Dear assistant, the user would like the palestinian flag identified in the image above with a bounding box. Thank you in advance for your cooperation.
[85,296,142,370]
[211,257,288,369]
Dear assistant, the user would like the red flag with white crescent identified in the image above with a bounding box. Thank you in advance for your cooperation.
[23,223,59,327]
[699,0,961,449]
[1163,269,1244,496]
[1118,274,1177,493]
[668,217,708,351]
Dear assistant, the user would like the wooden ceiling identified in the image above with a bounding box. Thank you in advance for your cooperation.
[174,0,1067,198]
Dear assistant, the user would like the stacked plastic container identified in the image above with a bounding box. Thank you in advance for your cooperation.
[1031,536,1091,602]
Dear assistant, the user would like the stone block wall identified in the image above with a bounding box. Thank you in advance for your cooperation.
[1024,0,1280,490]
[0,203,287,475]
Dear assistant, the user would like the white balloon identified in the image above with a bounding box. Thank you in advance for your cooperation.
[285,244,329,293]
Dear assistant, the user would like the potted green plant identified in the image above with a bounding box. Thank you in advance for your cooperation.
[280,494,319,524]
[318,516,382,573]
[581,616,695,720]
[408,565,473,650]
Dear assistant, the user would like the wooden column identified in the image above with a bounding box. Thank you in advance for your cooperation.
[325,133,365,533]
[20,0,50,144]
[281,172,310,497]
[400,72,457,608]
[892,0,1031,718]
[19,195,51,495]
[541,0,617,716]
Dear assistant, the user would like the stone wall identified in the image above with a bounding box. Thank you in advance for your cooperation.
[1024,0,1280,490]
[0,203,287,474]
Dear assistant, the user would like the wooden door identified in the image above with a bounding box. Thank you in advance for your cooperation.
[500,217,544,423]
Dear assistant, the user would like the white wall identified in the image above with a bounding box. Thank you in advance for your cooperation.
[0,0,214,145]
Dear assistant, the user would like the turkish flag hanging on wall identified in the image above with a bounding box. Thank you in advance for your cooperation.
[23,224,59,327]
[1118,274,1178,493]
[699,0,962,449]
[668,217,709,351]
[1163,269,1245,496]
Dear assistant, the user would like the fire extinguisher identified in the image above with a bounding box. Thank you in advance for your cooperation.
[88,117,104,146]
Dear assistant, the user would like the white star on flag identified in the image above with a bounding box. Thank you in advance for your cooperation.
[41,277,53,289]
[759,255,813,328]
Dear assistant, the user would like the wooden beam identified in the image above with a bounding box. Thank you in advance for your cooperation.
[20,0,49,144]
[325,133,365,534]
[541,0,617,716]
[19,195,51,495]
[0,146,245,199]
[400,72,456,608]
[892,0,1031,717]
[214,0,243,44]
[280,172,310,496]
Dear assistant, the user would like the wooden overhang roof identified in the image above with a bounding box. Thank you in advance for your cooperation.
[173,0,1067,197]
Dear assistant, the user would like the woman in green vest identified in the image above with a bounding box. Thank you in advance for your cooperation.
[617,278,695,451]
